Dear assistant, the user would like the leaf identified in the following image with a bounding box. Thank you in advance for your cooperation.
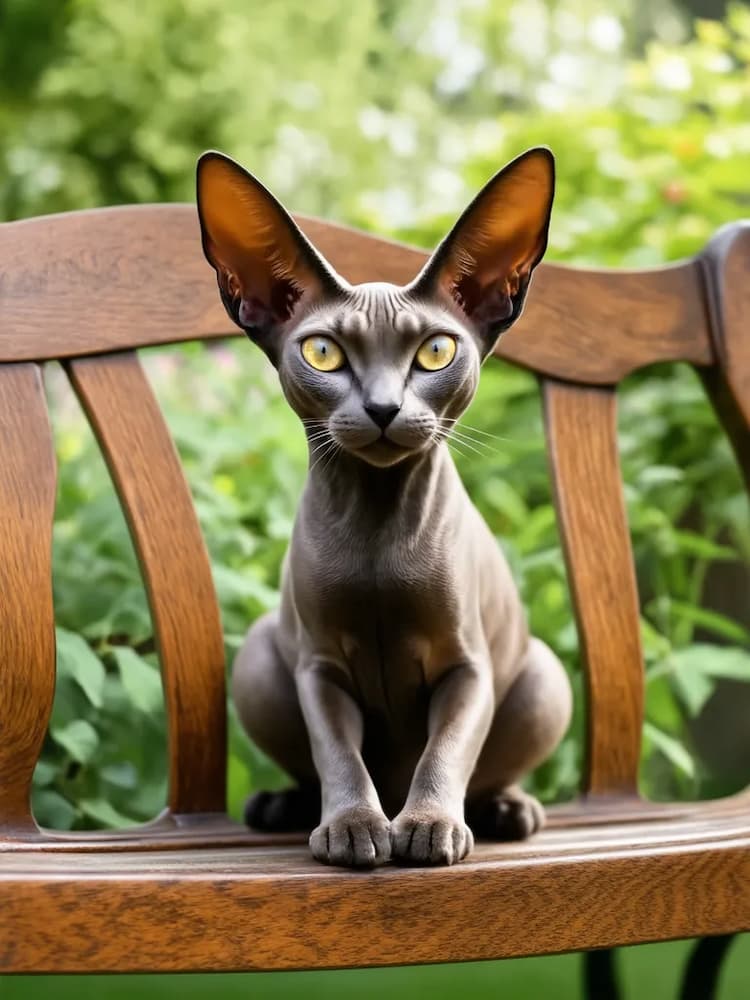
[637,465,684,488]
[645,676,683,734]
[668,602,750,644]
[640,618,671,662]
[643,722,695,779]
[671,668,714,718]
[32,790,77,831]
[671,644,750,683]
[32,759,57,788]
[79,797,136,829]
[100,762,138,790]
[670,531,738,561]
[51,719,99,763]
[55,627,106,708]
[212,564,279,609]
[481,478,528,526]
[111,646,164,715]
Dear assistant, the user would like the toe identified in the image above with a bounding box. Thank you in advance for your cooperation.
[370,820,392,864]
[429,821,454,864]
[244,790,272,829]
[474,791,546,841]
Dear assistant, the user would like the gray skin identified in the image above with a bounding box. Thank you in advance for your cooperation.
[197,147,573,868]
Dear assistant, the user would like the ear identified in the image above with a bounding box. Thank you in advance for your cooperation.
[196,151,343,353]
[410,147,554,355]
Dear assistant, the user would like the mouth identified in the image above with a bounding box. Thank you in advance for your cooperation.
[352,433,420,468]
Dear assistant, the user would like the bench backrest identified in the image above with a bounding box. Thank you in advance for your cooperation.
[1,205,748,836]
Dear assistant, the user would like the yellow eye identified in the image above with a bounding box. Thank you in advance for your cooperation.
[301,336,345,372]
[415,334,456,371]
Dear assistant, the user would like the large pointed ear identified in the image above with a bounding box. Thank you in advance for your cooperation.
[411,147,554,355]
[196,151,343,353]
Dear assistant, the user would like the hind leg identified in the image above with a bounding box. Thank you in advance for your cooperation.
[232,611,319,832]
[466,637,572,840]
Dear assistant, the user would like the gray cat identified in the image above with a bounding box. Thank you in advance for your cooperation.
[196,147,572,868]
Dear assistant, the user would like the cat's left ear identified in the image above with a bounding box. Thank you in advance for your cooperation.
[410,147,554,356]
[196,151,343,356]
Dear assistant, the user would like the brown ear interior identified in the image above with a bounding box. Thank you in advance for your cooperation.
[197,154,325,320]
[437,149,554,309]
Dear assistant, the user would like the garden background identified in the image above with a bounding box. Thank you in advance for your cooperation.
[1,0,749,995]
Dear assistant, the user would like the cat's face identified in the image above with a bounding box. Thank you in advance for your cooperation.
[197,149,554,468]
[276,287,479,468]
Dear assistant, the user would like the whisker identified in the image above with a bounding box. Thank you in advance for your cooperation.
[444,433,486,458]
[309,440,338,473]
[436,417,514,444]
[433,421,494,456]
[458,423,514,444]
[319,442,342,476]
[431,428,469,462]
[448,429,499,454]
[309,436,334,457]
[446,440,472,461]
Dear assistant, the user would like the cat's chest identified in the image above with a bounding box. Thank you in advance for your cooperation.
[294,520,470,689]
[311,522,456,621]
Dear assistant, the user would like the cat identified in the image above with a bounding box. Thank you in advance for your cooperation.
[196,147,572,868]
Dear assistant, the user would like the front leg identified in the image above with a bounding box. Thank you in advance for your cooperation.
[296,662,391,868]
[392,663,493,866]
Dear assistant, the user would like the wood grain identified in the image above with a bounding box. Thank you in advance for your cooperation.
[66,353,226,815]
[543,380,644,798]
[0,205,712,384]
[0,364,56,835]
[699,222,750,492]
[1,813,748,972]
[1,203,749,973]
[4,788,748,853]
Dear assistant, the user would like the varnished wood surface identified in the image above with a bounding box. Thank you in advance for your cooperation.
[700,222,750,492]
[3,790,750,853]
[0,365,57,835]
[0,204,748,973]
[543,381,644,797]
[67,353,226,815]
[0,204,713,383]
[1,812,748,973]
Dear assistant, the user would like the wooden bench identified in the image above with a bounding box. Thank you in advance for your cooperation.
[0,205,748,985]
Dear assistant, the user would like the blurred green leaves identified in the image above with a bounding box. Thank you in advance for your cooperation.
[8,0,748,826]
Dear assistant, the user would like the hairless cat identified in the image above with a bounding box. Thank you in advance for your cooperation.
[196,147,572,868]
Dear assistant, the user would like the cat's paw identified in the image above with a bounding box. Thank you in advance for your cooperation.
[467,787,545,841]
[244,785,320,833]
[309,806,391,868]
[391,809,474,866]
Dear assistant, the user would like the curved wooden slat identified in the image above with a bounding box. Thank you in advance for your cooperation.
[543,379,644,798]
[699,221,750,493]
[1,814,749,972]
[66,352,226,815]
[0,364,56,833]
[0,204,713,384]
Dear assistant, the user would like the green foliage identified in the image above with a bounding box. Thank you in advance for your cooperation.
[3,0,747,827]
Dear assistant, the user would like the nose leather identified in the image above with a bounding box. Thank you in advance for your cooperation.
[365,403,401,429]
[365,403,401,430]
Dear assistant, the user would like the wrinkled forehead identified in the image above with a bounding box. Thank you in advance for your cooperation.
[296,282,465,347]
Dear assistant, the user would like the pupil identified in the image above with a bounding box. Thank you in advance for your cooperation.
[321,343,327,354]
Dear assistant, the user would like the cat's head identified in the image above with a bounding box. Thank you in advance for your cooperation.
[197,148,554,468]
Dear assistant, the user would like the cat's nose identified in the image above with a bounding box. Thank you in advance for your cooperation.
[365,403,401,429]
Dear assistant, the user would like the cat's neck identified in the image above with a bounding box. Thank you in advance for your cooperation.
[304,441,456,528]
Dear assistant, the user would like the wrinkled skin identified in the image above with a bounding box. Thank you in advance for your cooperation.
[197,147,573,867]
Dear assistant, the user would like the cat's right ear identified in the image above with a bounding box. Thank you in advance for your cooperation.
[196,151,343,357]
[409,147,554,357]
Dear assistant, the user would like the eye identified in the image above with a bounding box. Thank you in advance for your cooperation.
[415,334,456,371]
[301,336,346,372]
